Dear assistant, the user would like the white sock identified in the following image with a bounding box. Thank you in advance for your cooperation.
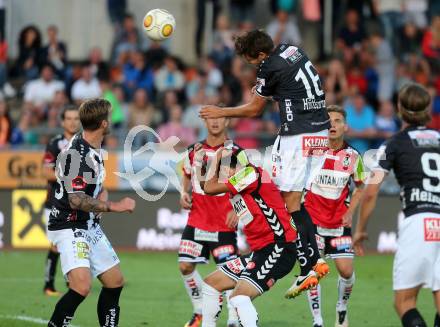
[336,272,355,312]
[307,284,323,325]
[182,270,203,314]
[225,289,239,324]
[202,282,223,327]
[230,295,258,327]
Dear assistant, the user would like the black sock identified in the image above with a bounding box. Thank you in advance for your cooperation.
[97,287,123,327]
[48,288,85,327]
[291,210,312,275]
[434,313,440,327]
[44,249,59,290]
[300,206,321,265]
[401,308,427,327]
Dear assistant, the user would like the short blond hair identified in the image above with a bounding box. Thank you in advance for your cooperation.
[327,105,346,120]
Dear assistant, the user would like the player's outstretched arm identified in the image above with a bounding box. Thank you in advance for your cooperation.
[199,93,266,119]
[68,193,135,213]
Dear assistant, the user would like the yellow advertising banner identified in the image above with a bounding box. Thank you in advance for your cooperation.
[11,190,49,248]
[0,151,119,190]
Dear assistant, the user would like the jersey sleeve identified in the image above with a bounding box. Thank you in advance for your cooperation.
[352,154,366,186]
[226,166,259,195]
[373,140,396,172]
[255,60,280,98]
[43,139,59,168]
[182,147,193,178]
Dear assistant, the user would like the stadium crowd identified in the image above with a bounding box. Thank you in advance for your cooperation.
[0,0,439,151]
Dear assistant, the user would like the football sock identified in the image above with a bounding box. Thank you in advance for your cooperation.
[401,308,427,327]
[434,313,440,327]
[47,288,85,327]
[97,286,122,327]
[182,269,204,314]
[336,273,355,312]
[291,211,313,275]
[44,249,59,290]
[307,284,323,325]
[225,289,239,324]
[201,282,223,327]
[230,295,258,327]
[300,206,321,265]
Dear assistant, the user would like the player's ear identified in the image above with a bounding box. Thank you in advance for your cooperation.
[343,121,348,133]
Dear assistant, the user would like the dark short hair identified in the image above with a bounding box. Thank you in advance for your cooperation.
[78,98,110,131]
[398,83,431,125]
[61,105,78,121]
[327,105,346,120]
[234,29,274,59]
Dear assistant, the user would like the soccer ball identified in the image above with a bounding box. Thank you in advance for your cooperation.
[143,9,176,41]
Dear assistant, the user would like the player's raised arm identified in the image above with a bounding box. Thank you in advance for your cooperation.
[199,94,267,119]
[200,148,230,195]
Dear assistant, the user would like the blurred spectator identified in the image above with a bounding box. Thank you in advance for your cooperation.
[41,25,67,78]
[397,20,423,60]
[0,33,14,99]
[88,47,109,80]
[13,25,42,80]
[374,100,400,147]
[270,0,298,14]
[324,59,349,104]
[263,103,280,136]
[210,15,235,66]
[145,41,168,70]
[266,9,301,46]
[45,90,68,128]
[71,65,102,104]
[422,16,440,74]
[10,110,38,146]
[346,66,368,95]
[154,56,185,94]
[345,93,376,153]
[186,69,218,101]
[122,51,154,100]
[231,117,264,149]
[158,105,196,148]
[370,31,395,101]
[403,0,428,29]
[159,90,179,122]
[112,13,142,63]
[230,0,255,26]
[336,9,366,52]
[128,88,161,147]
[202,56,223,89]
[24,64,64,109]
[107,0,126,28]
[373,0,403,44]
[0,100,11,147]
[183,92,219,140]
[195,0,221,58]
[427,85,440,130]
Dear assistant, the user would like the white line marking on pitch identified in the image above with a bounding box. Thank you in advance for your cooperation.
[0,314,80,326]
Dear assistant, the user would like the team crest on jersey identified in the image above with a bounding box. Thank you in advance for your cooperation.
[71,176,87,191]
[342,155,350,169]
[246,261,256,270]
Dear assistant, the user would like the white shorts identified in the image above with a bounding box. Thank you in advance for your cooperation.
[271,130,328,192]
[44,208,51,235]
[47,225,120,278]
[393,212,440,291]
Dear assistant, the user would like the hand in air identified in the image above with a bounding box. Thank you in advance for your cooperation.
[199,105,225,119]
[180,192,192,210]
[110,197,136,213]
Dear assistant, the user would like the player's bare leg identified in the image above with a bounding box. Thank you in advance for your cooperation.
[334,258,355,327]
[48,267,91,326]
[395,286,427,327]
[283,191,326,298]
[202,270,236,327]
[44,244,61,296]
[432,290,440,326]
[97,264,124,327]
[179,262,204,327]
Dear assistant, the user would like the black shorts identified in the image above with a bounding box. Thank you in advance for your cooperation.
[220,242,297,294]
[314,225,354,259]
[178,225,238,265]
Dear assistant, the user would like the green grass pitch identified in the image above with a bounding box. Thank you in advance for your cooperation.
[0,251,436,326]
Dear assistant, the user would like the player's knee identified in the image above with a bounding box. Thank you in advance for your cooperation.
[339,267,354,280]
[179,262,195,275]
[112,274,125,288]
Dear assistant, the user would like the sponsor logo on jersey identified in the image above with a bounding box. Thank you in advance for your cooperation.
[410,188,440,206]
[226,258,245,274]
[74,241,90,259]
[229,167,258,193]
[424,218,440,241]
[302,136,328,157]
[330,236,352,251]
[194,228,219,242]
[266,278,275,288]
[178,240,203,258]
[408,130,440,148]
[303,98,326,111]
[71,176,87,191]
[285,99,294,122]
[315,173,350,188]
[279,45,302,64]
